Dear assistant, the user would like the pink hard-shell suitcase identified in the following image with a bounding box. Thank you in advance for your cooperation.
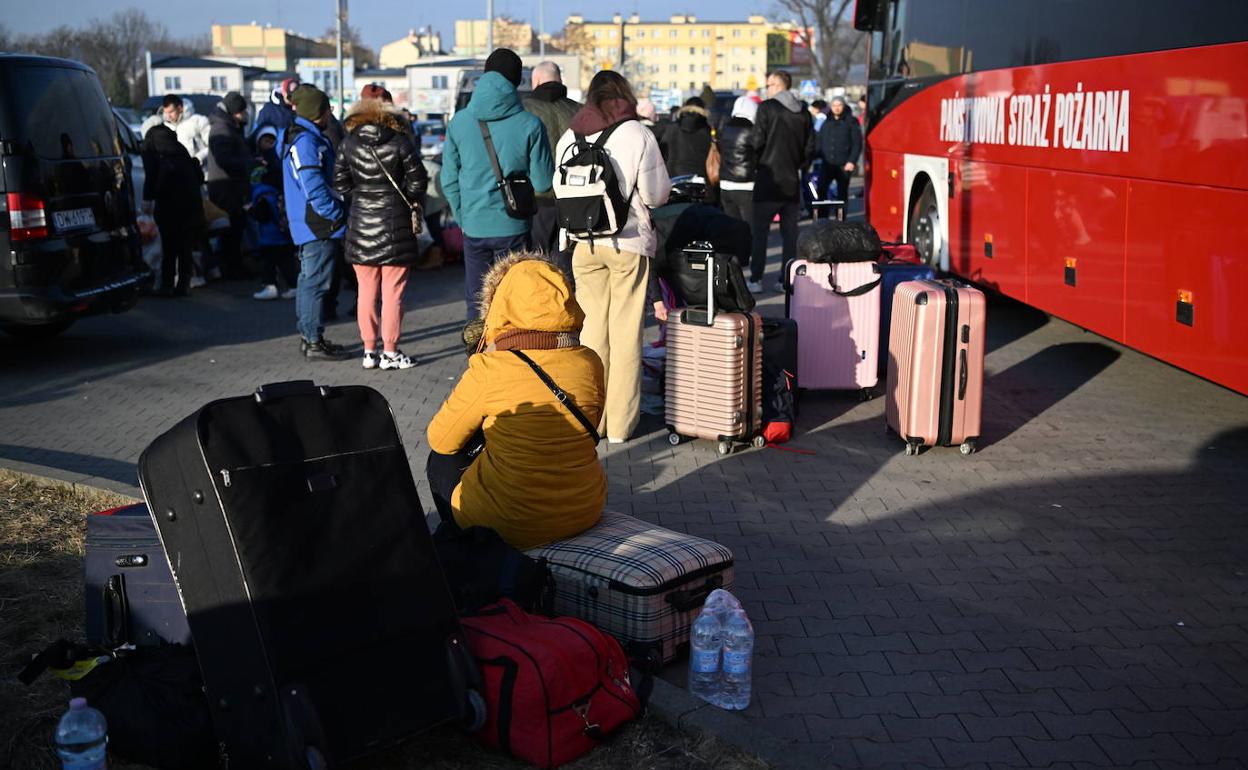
[885,279,986,455]
[784,259,881,396]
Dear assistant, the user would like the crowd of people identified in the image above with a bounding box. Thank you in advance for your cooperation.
[135,49,862,539]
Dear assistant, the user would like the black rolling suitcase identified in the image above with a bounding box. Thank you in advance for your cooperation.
[138,381,481,769]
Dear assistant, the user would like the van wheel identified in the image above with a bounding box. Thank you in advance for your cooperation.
[2,320,73,340]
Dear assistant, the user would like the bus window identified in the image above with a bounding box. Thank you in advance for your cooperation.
[902,0,967,78]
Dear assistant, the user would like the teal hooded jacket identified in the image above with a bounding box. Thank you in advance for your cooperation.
[441,72,554,238]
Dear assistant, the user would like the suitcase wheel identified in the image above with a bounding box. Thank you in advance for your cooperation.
[751,435,767,449]
[858,387,876,402]
[904,440,923,456]
[716,441,733,456]
[959,440,977,456]
[667,433,683,447]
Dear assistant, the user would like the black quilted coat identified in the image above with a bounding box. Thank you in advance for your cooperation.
[332,100,429,266]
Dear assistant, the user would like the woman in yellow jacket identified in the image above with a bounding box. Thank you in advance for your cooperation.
[426,252,607,549]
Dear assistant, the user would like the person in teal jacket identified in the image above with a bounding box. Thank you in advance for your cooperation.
[441,48,554,319]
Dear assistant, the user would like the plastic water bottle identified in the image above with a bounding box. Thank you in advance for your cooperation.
[55,697,107,769]
[705,588,741,623]
[720,609,754,710]
[688,608,723,704]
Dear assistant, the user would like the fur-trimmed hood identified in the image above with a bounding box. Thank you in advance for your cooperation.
[676,104,710,133]
[477,252,583,344]
[343,99,411,145]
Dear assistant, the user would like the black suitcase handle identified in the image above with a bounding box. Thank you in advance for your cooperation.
[665,574,725,612]
[254,381,330,404]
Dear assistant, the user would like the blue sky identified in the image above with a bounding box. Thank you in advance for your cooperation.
[4,0,779,52]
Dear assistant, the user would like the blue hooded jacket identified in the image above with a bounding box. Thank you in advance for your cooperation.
[248,182,291,248]
[441,72,553,238]
[279,116,345,245]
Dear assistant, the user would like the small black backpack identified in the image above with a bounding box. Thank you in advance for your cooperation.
[553,122,634,241]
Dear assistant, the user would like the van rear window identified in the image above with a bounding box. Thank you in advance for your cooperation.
[4,65,121,159]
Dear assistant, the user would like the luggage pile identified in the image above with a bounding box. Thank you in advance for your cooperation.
[36,381,741,769]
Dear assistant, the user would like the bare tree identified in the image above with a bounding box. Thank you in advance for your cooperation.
[773,0,867,87]
[323,24,377,69]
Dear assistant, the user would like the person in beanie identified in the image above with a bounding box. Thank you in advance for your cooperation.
[442,48,553,320]
[253,77,300,139]
[521,61,580,278]
[815,95,863,218]
[718,96,759,229]
[333,85,428,371]
[280,85,350,360]
[747,70,815,293]
[206,91,253,279]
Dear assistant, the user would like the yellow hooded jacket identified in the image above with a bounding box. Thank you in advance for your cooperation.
[426,255,607,549]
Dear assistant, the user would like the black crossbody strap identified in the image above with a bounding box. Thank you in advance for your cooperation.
[510,350,601,444]
[478,120,506,186]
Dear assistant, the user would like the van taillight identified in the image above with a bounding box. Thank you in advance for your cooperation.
[6,192,48,240]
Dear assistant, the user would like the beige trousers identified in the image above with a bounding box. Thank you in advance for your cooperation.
[572,241,649,441]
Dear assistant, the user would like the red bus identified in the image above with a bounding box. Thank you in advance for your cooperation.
[854,0,1248,394]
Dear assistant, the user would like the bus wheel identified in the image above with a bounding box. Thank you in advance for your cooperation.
[908,182,942,269]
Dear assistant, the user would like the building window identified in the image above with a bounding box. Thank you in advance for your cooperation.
[702,29,711,38]
[733,47,742,56]
[669,46,677,55]
[163,76,182,90]
[669,64,678,73]
[702,64,710,73]
[733,29,741,38]
[752,29,758,37]
[210,75,228,90]
[688,47,695,55]
[669,29,678,38]
[432,75,448,89]
[733,81,740,89]
[670,81,678,88]
[609,29,616,39]
[688,64,696,73]
[702,47,710,55]
[636,29,645,39]
[689,81,696,89]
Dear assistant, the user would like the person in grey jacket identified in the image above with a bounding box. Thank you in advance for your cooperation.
[522,61,581,275]
[206,92,253,278]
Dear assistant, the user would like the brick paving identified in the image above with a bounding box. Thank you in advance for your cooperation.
[2,220,1247,769]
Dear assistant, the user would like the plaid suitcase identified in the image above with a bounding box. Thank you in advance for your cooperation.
[525,511,734,664]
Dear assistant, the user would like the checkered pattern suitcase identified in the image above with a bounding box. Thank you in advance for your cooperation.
[525,511,734,663]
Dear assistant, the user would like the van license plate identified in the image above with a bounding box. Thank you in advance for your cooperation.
[53,208,96,232]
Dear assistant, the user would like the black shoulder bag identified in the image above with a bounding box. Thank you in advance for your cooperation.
[479,120,537,219]
[510,350,600,444]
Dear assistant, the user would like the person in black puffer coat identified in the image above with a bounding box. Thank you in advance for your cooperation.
[332,90,429,371]
[717,96,758,230]
[142,125,204,296]
[816,96,863,218]
[660,98,713,178]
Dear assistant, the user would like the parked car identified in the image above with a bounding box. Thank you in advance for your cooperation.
[413,120,445,159]
[0,54,148,339]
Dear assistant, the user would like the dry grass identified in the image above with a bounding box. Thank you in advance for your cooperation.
[0,471,767,770]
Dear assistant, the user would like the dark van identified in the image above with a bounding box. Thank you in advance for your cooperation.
[0,54,149,338]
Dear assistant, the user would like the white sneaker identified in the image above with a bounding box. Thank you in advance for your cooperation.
[362,350,379,370]
[746,280,763,294]
[607,437,626,444]
[379,350,417,370]
[280,287,298,299]
[253,284,279,301]
[189,276,207,289]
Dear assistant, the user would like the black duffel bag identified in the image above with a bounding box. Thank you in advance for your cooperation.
[797,220,882,263]
[433,524,556,616]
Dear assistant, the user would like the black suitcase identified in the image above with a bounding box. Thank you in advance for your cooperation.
[137,381,481,769]
[85,503,192,648]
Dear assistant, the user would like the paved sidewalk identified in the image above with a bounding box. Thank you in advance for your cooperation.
[2,222,1247,768]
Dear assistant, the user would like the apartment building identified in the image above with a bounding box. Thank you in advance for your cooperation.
[566,14,801,94]
[211,24,335,72]
[454,18,535,56]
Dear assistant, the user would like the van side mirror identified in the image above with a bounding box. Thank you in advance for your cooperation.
[854,0,886,31]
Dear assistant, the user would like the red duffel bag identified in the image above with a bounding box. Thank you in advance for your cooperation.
[462,599,642,768]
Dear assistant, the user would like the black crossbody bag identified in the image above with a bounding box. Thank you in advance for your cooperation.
[479,120,537,219]
[510,350,600,444]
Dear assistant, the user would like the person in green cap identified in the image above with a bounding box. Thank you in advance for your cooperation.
[280,85,350,360]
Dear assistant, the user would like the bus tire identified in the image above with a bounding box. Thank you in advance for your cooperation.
[907,181,942,269]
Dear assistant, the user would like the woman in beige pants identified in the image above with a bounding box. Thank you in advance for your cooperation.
[555,71,671,442]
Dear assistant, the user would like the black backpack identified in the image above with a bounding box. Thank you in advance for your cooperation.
[553,122,633,240]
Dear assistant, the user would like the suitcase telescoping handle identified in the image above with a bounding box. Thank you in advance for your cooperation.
[681,241,717,327]
[665,573,725,612]
[254,380,331,404]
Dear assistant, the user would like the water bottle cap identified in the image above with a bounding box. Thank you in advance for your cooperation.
[69,697,88,710]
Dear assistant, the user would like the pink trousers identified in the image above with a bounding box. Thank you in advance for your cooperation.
[353,264,410,351]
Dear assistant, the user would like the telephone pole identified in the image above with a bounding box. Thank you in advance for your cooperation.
[336,0,347,116]
[486,0,494,52]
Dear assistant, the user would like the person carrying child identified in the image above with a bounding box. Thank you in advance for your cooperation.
[426,252,606,550]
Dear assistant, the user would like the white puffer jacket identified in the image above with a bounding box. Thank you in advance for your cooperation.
[140,98,212,166]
